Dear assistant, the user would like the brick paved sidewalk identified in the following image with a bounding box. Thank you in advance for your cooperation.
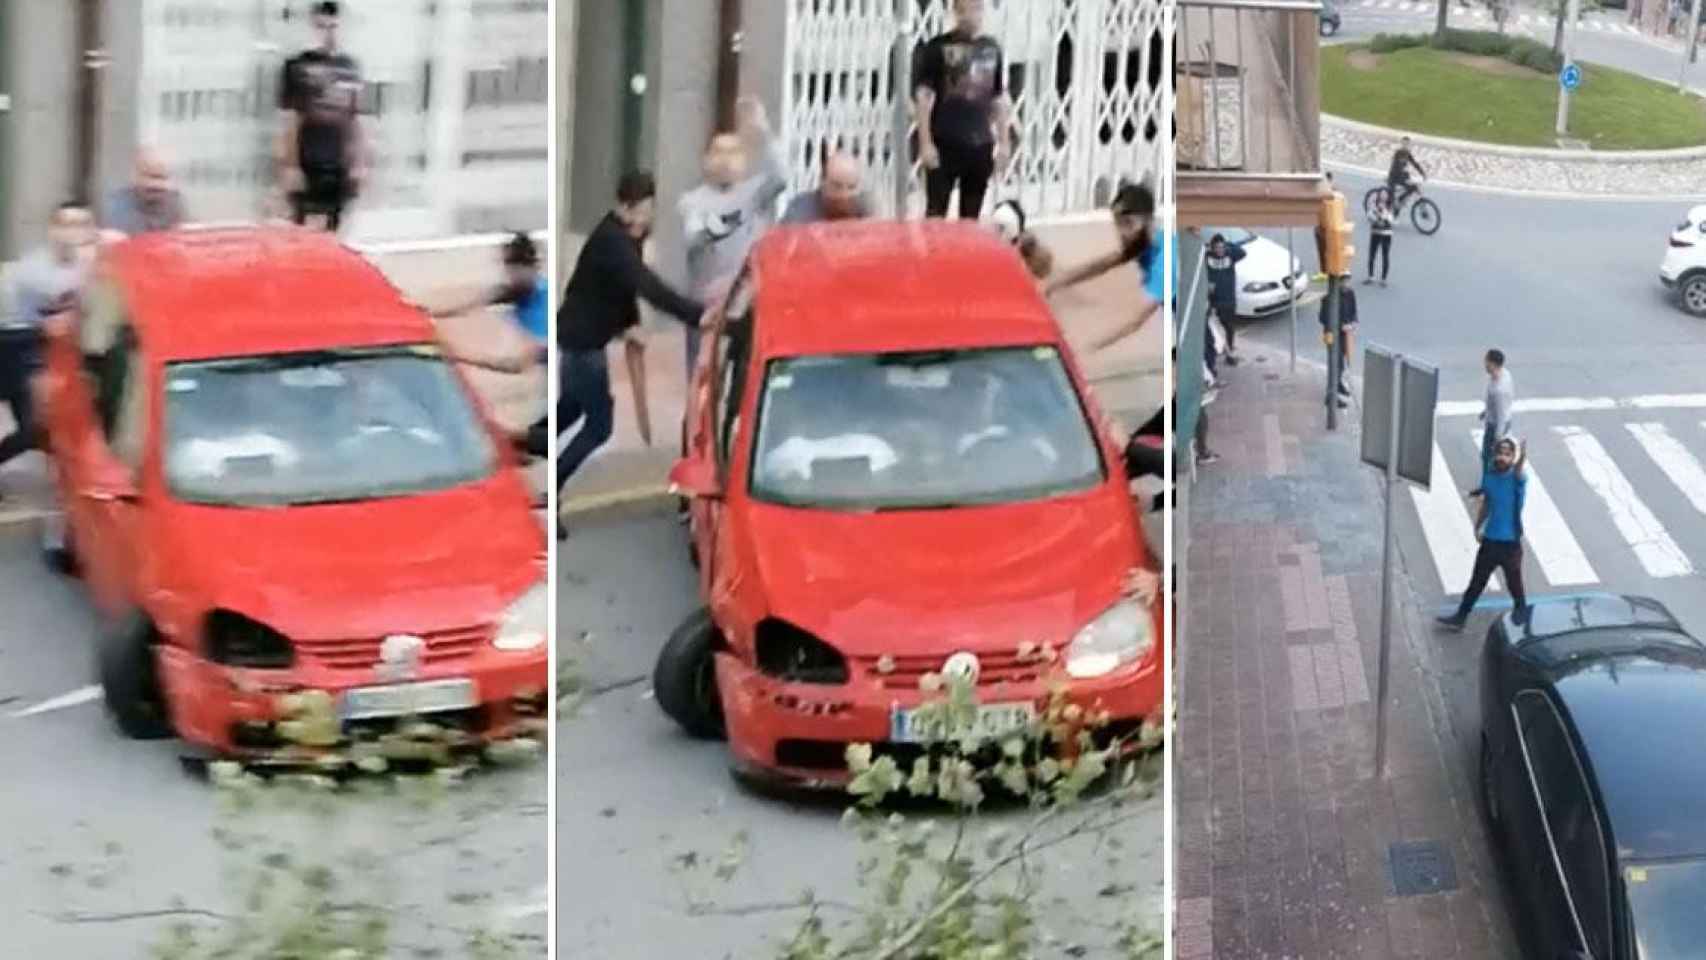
[1175,344,1520,958]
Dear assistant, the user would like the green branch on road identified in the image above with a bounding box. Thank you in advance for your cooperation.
[1325,39,1706,149]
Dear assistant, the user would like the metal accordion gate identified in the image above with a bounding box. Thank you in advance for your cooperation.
[781,0,1168,219]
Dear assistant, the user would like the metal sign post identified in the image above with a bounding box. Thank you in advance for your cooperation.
[1361,346,1439,778]
[1683,0,1705,87]
[1556,0,1582,134]
[1287,227,1298,374]
[1325,277,1342,430]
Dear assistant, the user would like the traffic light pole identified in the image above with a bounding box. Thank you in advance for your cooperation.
[1325,276,1342,430]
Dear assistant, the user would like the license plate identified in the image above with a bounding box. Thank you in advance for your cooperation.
[339,678,477,721]
[889,702,1035,745]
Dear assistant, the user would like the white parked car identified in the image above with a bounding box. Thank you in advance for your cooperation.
[1207,227,1309,318]
[1661,205,1706,316]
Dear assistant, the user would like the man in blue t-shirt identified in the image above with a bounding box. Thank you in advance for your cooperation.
[432,233,549,456]
[1438,436,1529,629]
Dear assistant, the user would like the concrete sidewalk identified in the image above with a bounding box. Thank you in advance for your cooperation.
[562,219,1166,511]
[1175,343,1520,957]
[0,240,548,524]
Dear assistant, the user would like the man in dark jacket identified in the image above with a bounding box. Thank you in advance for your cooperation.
[1204,233,1246,367]
[1319,275,1359,407]
[557,171,705,534]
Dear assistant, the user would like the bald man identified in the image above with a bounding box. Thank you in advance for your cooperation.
[781,151,872,224]
[103,148,186,236]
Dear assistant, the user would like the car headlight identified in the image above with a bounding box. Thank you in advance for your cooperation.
[1243,281,1278,293]
[493,582,546,651]
[1064,599,1153,679]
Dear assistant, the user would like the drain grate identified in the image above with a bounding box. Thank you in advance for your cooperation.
[1389,840,1459,897]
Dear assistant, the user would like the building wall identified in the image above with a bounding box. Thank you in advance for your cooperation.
[645,0,719,294]
[568,0,625,236]
[2,0,78,258]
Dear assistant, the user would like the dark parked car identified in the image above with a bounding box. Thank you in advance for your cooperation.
[1479,593,1706,959]
[1320,0,1342,36]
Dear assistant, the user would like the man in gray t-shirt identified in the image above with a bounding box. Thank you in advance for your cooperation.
[1480,347,1515,468]
[2,203,95,482]
[103,147,187,237]
[781,150,872,224]
[676,96,787,376]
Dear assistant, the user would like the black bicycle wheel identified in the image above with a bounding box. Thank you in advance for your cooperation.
[1412,198,1442,235]
[1362,186,1385,218]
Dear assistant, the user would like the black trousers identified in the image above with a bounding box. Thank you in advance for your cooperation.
[1455,539,1526,618]
[924,140,995,220]
[1211,300,1239,355]
[0,332,42,470]
[1369,232,1392,280]
[290,167,352,232]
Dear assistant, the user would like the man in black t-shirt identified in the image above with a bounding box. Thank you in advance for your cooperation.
[276,1,369,232]
[913,0,1011,220]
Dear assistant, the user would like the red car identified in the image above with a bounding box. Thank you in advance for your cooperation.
[653,221,1162,788]
[35,228,547,759]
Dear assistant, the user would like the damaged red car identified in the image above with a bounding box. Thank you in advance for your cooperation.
[35,227,547,759]
[653,221,1162,788]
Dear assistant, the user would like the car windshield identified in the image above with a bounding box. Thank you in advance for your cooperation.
[1627,858,1706,958]
[162,345,497,506]
[748,345,1104,510]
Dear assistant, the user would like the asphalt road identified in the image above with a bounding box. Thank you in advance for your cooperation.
[1336,0,1706,89]
[0,500,549,956]
[556,503,1164,960]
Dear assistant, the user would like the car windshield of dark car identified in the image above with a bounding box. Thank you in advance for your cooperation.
[1627,858,1706,958]
[748,345,1104,510]
[162,345,497,506]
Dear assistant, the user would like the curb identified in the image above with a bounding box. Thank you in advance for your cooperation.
[559,483,673,517]
[1324,158,1706,202]
[1322,113,1706,163]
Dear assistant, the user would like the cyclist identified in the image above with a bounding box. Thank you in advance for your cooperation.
[1386,136,1426,210]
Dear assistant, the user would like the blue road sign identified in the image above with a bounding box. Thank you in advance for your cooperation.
[1561,62,1582,90]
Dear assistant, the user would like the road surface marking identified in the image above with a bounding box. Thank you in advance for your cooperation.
[1628,422,1706,520]
[1556,425,1694,579]
[494,885,549,922]
[1409,441,1501,593]
[1435,396,1706,417]
[8,684,101,719]
[1472,429,1598,587]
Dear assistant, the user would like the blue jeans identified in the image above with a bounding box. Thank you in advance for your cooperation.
[555,348,615,491]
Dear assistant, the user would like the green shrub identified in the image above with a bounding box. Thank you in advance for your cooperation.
[1370,28,1563,73]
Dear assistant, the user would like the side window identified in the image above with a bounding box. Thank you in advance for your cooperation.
[1516,691,1612,958]
[110,347,148,471]
[96,326,137,444]
[717,322,750,469]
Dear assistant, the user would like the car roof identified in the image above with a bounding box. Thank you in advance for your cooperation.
[748,221,1064,357]
[105,227,431,362]
[1553,648,1706,861]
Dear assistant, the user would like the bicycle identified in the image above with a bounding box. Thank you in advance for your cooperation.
[1363,179,1442,236]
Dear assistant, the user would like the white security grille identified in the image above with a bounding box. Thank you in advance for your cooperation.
[782,0,1167,219]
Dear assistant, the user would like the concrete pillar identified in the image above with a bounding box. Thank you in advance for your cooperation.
[556,0,578,287]
[645,0,718,295]
[96,0,143,210]
[568,0,625,235]
[4,0,79,257]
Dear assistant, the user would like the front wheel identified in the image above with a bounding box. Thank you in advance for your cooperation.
[1411,197,1442,235]
[97,612,172,739]
[1361,186,1388,218]
[1320,19,1339,36]
[1679,273,1706,316]
[653,607,725,739]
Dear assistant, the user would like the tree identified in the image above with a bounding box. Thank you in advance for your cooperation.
[1435,0,1452,38]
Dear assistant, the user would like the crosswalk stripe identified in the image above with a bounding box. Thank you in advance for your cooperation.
[1410,441,1501,594]
[1472,429,1598,586]
[1628,422,1706,519]
[1556,426,1694,579]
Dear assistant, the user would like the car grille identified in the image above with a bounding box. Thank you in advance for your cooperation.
[854,652,1044,690]
[294,626,488,670]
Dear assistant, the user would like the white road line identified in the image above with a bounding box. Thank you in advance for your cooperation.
[8,684,102,718]
[1474,429,1598,587]
[494,886,549,921]
[1435,395,1706,417]
[1629,422,1706,519]
[1410,441,1501,593]
[1557,425,1694,579]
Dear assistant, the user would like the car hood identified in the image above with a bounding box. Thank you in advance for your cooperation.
[157,478,543,638]
[739,491,1145,657]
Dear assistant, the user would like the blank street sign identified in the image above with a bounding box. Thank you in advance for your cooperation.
[1360,347,1438,488]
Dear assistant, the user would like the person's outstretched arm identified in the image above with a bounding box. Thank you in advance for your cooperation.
[1045,248,1126,296]
[611,237,705,326]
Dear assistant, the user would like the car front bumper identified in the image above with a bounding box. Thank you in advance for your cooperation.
[155,645,549,759]
[714,646,1164,789]
[1240,277,1308,318]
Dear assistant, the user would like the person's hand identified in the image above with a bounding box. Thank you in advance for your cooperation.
[919,141,941,170]
[1122,567,1161,606]
[736,95,770,134]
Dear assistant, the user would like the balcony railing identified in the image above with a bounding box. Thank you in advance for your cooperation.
[1176,0,1323,179]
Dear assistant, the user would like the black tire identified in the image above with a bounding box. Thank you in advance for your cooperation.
[1680,272,1706,317]
[38,512,77,576]
[653,607,725,739]
[1362,186,1389,218]
[1479,734,1503,836]
[1320,19,1339,36]
[1411,197,1442,236]
[97,612,172,739]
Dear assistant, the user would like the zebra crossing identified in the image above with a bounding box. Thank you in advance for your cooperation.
[1407,398,1706,600]
[1349,1,1646,36]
